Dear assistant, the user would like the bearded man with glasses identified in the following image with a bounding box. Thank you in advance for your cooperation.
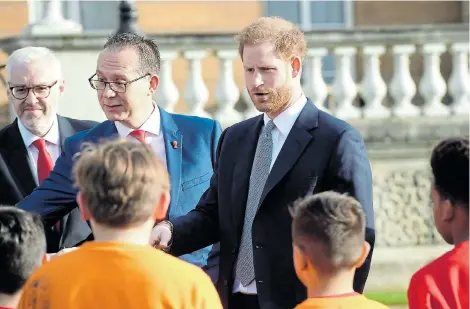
[0,47,97,253]
[17,33,222,281]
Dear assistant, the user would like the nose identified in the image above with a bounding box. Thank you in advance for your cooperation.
[103,84,116,98]
[24,89,38,104]
[253,72,264,88]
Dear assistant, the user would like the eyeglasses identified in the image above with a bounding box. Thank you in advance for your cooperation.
[88,73,150,93]
[9,81,58,100]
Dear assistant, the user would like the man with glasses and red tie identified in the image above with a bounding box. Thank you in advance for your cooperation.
[0,47,97,253]
[17,33,222,278]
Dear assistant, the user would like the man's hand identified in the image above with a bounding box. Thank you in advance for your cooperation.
[150,221,173,251]
[43,247,78,263]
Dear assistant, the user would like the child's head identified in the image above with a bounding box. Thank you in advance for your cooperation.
[0,207,46,303]
[430,136,469,245]
[73,139,170,230]
[290,191,369,287]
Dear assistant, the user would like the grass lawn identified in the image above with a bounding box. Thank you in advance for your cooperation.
[364,291,408,305]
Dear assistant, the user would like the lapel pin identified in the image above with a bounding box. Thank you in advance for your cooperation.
[171,141,178,149]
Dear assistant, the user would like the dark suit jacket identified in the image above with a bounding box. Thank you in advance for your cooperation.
[0,115,97,252]
[17,108,222,273]
[170,100,375,309]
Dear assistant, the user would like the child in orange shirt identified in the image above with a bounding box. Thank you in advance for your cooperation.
[290,191,389,309]
[0,207,46,309]
[17,139,222,309]
[408,136,469,309]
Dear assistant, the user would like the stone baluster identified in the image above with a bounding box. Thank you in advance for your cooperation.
[361,45,389,118]
[303,48,329,112]
[419,43,449,116]
[242,88,261,120]
[214,50,242,127]
[22,0,83,36]
[331,47,360,119]
[389,45,420,117]
[448,43,470,115]
[183,50,211,118]
[154,51,179,113]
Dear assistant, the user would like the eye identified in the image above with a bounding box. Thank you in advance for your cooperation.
[245,68,254,73]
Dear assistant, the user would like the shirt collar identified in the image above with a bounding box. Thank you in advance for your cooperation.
[18,114,60,148]
[115,104,161,138]
[263,93,307,137]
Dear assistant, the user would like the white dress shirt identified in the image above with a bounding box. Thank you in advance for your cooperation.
[114,105,167,168]
[18,115,62,186]
[233,93,307,295]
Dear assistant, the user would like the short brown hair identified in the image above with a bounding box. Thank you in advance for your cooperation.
[290,191,365,272]
[235,16,307,61]
[73,139,170,227]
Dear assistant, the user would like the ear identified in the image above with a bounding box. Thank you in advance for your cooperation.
[354,241,371,268]
[59,79,65,94]
[153,190,171,221]
[294,245,309,271]
[291,56,302,79]
[149,74,159,94]
[76,191,91,221]
[441,199,455,222]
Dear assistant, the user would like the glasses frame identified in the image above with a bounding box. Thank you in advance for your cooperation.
[9,80,58,100]
[88,73,150,93]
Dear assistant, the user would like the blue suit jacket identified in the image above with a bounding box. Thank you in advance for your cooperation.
[18,107,222,270]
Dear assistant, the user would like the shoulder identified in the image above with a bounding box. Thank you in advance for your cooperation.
[59,116,99,131]
[0,121,15,142]
[170,113,219,132]
[317,110,361,140]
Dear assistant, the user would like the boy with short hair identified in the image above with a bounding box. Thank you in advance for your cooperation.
[290,191,388,309]
[0,207,46,309]
[408,136,469,309]
[18,139,222,309]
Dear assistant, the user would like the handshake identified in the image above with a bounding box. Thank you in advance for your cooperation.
[149,220,174,251]
[44,221,175,263]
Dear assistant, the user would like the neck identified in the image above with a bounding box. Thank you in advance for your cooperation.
[0,292,21,309]
[453,228,469,246]
[91,220,154,246]
[122,101,155,129]
[306,271,355,298]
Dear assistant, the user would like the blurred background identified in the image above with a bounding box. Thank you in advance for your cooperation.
[0,1,468,307]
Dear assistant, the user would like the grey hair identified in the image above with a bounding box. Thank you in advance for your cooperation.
[5,46,62,82]
[103,32,161,75]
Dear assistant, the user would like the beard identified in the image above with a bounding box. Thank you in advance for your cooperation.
[249,84,292,114]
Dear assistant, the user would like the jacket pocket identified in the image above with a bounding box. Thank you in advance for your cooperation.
[181,172,212,191]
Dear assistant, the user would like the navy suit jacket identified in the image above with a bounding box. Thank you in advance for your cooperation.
[0,116,97,252]
[17,107,222,270]
[170,100,375,309]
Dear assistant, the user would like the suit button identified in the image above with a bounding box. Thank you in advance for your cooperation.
[257,280,264,284]
[255,244,263,249]
[223,280,228,286]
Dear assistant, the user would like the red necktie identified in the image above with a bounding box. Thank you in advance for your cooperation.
[129,130,147,144]
[33,139,61,231]
[32,139,53,185]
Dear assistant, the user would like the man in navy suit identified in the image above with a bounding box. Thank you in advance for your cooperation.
[151,17,375,309]
[0,47,97,253]
[17,33,222,274]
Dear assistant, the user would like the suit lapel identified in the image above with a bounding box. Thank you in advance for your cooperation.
[159,108,182,216]
[57,115,74,148]
[4,119,37,196]
[231,116,264,233]
[259,101,319,205]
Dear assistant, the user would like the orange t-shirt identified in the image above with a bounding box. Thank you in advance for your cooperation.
[295,293,389,309]
[17,242,222,309]
[408,240,469,309]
